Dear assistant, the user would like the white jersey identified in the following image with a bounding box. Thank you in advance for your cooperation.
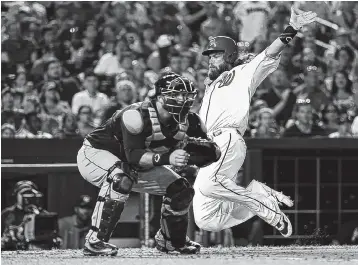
[233,1,270,42]
[199,49,280,135]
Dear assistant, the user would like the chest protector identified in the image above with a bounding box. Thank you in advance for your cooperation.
[143,104,189,154]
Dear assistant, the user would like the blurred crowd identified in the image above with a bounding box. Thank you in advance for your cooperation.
[2,1,358,139]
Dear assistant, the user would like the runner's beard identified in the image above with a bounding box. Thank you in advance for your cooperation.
[208,62,231,81]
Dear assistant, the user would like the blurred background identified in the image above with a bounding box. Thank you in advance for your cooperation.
[1,1,358,250]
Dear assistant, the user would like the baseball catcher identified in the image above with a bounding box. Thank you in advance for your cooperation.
[77,72,220,256]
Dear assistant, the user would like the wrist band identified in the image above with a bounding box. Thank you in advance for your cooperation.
[279,25,298,45]
[152,152,170,166]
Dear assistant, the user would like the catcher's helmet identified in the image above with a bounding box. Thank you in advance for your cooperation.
[202,36,238,64]
[154,72,197,124]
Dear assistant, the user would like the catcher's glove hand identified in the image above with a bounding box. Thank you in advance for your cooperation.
[184,137,221,167]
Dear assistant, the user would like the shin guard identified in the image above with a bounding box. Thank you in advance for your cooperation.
[160,178,194,248]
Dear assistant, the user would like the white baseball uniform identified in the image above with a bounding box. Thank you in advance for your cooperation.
[193,49,282,231]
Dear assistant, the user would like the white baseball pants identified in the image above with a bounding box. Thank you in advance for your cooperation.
[193,128,281,232]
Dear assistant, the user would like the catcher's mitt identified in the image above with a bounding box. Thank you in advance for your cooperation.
[184,137,221,167]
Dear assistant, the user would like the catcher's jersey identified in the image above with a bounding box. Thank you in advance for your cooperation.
[86,100,206,164]
[199,49,280,135]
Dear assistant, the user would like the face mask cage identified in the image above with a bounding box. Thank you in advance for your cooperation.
[161,79,197,124]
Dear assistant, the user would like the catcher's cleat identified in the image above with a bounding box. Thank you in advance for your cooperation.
[258,181,294,207]
[275,212,293,238]
[154,230,200,254]
[83,238,118,256]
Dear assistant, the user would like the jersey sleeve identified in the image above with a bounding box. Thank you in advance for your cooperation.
[234,49,281,99]
[118,110,151,166]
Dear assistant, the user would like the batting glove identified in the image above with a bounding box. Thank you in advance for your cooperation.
[289,7,317,30]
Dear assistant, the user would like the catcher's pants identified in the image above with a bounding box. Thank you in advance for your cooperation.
[193,128,280,232]
[77,140,180,194]
[77,139,182,239]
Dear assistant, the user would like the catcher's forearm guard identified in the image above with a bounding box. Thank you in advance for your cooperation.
[184,137,221,167]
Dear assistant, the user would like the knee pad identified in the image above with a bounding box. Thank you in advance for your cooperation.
[165,178,194,211]
[110,173,134,194]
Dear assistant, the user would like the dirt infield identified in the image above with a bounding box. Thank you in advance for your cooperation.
[2,246,358,265]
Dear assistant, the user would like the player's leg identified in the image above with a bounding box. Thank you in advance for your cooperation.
[77,141,136,256]
[133,166,200,254]
[193,131,292,237]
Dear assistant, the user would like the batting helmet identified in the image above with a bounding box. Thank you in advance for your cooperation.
[202,36,238,64]
[154,72,197,124]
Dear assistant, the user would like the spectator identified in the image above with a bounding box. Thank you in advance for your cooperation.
[329,116,354,138]
[294,66,331,113]
[283,99,326,138]
[71,71,109,126]
[74,21,100,72]
[76,105,95,138]
[120,52,135,72]
[177,2,207,43]
[330,70,355,111]
[1,88,25,131]
[200,3,232,41]
[141,23,158,57]
[251,108,280,138]
[94,38,127,76]
[40,81,71,119]
[301,47,326,73]
[12,72,27,92]
[39,59,80,105]
[13,90,24,111]
[1,22,36,69]
[23,95,40,115]
[248,99,269,130]
[59,112,80,139]
[2,88,14,112]
[132,60,149,101]
[233,1,270,43]
[181,51,196,75]
[260,69,296,127]
[334,46,356,77]
[147,2,179,36]
[1,123,16,139]
[58,195,93,249]
[17,112,52,139]
[332,2,358,32]
[167,51,182,74]
[320,103,340,135]
[22,79,38,103]
[103,80,137,121]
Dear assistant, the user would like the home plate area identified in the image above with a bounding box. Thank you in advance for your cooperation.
[2,246,358,265]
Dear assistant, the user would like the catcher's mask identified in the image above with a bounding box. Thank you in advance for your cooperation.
[154,72,197,124]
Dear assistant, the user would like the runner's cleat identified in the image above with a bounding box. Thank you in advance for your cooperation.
[258,181,294,207]
[275,213,293,238]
